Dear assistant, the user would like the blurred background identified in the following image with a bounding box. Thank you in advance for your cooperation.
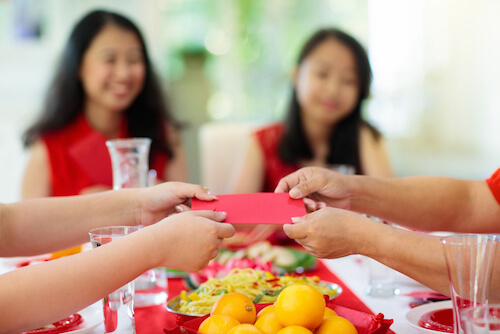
[0,0,499,203]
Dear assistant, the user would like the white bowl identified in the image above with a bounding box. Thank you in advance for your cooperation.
[405,300,453,333]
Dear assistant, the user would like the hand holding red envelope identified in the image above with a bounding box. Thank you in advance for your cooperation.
[191,193,306,225]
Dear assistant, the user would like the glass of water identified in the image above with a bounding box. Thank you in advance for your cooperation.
[89,226,141,333]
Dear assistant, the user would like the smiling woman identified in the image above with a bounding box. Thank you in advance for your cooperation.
[230,28,393,195]
[20,9,188,200]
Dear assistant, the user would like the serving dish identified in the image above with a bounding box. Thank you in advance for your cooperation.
[166,281,342,317]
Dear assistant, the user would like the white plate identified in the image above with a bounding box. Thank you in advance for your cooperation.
[406,300,453,333]
[68,302,103,334]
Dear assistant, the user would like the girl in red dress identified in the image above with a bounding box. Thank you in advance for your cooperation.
[232,28,393,193]
[21,10,187,198]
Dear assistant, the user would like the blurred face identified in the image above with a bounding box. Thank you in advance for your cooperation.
[79,24,145,113]
[294,38,360,125]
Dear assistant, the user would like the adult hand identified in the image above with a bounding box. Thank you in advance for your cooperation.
[283,207,374,259]
[275,167,353,210]
[136,182,218,226]
[147,210,235,272]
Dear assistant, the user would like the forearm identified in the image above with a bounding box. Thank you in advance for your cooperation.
[358,222,450,295]
[349,176,497,232]
[0,232,155,334]
[0,190,140,256]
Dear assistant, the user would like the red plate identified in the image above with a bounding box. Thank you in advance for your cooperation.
[418,308,454,333]
[21,314,84,334]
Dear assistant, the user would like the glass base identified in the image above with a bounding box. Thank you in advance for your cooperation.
[365,283,400,298]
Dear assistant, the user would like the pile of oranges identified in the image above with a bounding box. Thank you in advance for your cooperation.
[198,284,357,334]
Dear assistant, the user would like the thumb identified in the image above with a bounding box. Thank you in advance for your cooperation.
[186,210,227,222]
[289,178,321,199]
[216,223,236,239]
[283,216,307,239]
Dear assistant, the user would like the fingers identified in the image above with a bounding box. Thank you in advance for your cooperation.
[283,216,308,240]
[167,182,219,202]
[182,210,227,222]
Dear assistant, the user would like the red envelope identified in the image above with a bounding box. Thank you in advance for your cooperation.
[191,193,306,225]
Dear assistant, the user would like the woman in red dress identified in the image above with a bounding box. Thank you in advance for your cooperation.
[232,28,393,193]
[21,10,187,198]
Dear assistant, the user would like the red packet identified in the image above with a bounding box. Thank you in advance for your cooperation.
[191,193,306,225]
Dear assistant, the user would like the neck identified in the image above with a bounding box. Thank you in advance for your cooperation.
[301,113,335,161]
[84,102,122,138]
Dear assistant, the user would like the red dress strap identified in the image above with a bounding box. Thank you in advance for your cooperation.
[486,168,500,205]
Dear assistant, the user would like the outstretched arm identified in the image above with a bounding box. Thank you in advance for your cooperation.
[0,182,218,256]
[0,210,234,334]
[276,167,500,232]
[283,208,500,301]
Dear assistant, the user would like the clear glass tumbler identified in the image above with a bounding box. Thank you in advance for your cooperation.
[89,226,141,334]
[106,138,168,307]
[441,234,498,334]
[461,304,500,334]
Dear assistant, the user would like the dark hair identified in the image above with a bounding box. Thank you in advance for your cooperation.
[278,28,380,174]
[23,9,175,161]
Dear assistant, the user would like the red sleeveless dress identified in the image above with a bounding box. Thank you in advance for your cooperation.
[254,123,300,192]
[42,114,167,196]
[486,168,500,205]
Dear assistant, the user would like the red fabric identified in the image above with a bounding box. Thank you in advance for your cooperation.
[254,123,299,192]
[486,168,500,205]
[42,114,167,196]
[135,261,394,333]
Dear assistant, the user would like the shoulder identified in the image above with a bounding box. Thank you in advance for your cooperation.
[254,123,284,144]
[359,122,382,143]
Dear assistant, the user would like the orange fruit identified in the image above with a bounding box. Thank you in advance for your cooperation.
[274,284,325,330]
[254,312,284,334]
[228,324,264,334]
[211,292,257,324]
[323,307,338,319]
[257,305,275,319]
[276,326,313,334]
[315,315,357,334]
[198,314,240,334]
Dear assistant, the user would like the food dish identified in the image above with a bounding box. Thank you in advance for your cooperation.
[406,300,453,333]
[166,281,342,317]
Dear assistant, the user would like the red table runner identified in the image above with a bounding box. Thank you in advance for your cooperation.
[135,260,381,333]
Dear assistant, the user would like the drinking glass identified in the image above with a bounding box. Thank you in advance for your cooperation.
[106,138,168,307]
[441,234,498,334]
[364,257,400,298]
[461,304,500,334]
[89,226,141,333]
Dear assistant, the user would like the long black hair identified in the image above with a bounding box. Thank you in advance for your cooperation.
[23,9,175,160]
[278,28,380,174]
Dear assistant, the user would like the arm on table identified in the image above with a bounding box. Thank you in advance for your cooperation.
[0,210,234,334]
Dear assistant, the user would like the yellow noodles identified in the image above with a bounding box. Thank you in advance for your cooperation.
[176,268,337,315]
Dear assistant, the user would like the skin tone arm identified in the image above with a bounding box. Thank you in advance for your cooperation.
[359,126,393,178]
[0,210,234,333]
[230,134,266,194]
[21,140,51,199]
[276,167,500,232]
[163,124,189,182]
[0,182,219,256]
[282,208,500,301]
